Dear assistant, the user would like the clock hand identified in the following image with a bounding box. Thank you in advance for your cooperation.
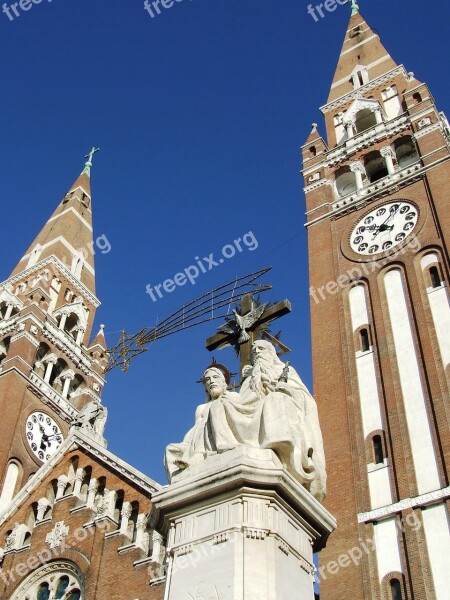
[372,206,400,240]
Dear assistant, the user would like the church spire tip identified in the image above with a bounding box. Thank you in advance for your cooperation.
[350,0,360,15]
[83,147,100,175]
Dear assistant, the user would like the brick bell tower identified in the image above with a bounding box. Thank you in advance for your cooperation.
[302,4,450,600]
[0,151,108,514]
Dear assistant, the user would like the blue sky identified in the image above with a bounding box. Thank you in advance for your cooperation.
[1,0,449,485]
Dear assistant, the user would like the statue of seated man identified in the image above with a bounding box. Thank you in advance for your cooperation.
[164,341,326,501]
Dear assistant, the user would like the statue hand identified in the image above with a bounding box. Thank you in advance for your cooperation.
[275,381,293,396]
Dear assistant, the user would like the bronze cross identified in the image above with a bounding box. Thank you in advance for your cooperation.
[205,293,292,379]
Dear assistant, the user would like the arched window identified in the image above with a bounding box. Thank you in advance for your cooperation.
[390,578,403,600]
[129,501,139,542]
[394,136,419,168]
[10,561,83,600]
[429,266,441,289]
[0,460,21,513]
[79,467,92,503]
[365,151,388,182]
[351,67,369,89]
[114,490,125,527]
[37,583,50,600]
[27,502,38,529]
[355,108,377,133]
[360,328,370,352]
[55,575,70,598]
[309,146,317,157]
[381,85,401,119]
[335,166,358,197]
[413,92,422,104]
[373,435,384,464]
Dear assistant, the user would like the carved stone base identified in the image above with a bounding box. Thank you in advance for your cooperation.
[153,447,336,600]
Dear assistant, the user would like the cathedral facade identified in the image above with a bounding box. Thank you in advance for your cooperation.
[0,5,449,600]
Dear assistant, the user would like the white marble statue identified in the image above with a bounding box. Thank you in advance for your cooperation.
[165,340,326,501]
[240,340,326,501]
[72,400,108,437]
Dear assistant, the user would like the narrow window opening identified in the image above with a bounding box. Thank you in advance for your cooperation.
[413,92,422,104]
[390,578,403,600]
[37,582,50,600]
[373,435,384,464]
[310,146,317,157]
[430,266,441,289]
[360,328,370,352]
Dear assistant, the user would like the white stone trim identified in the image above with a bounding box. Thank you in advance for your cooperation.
[47,206,93,231]
[321,66,410,113]
[1,257,100,307]
[305,154,450,227]
[330,55,392,90]
[358,486,450,523]
[20,236,95,277]
[0,431,161,527]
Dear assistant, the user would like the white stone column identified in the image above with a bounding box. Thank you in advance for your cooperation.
[135,514,149,551]
[151,531,164,563]
[86,478,99,509]
[4,303,14,320]
[350,161,366,191]
[37,499,50,522]
[120,502,132,537]
[75,327,85,346]
[59,312,68,331]
[153,447,336,600]
[43,354,58,383]
[60,369,75,399]
[381,146,396,175]
[374,107,383,124]
[344,121,354,139]
[56,476,68,500]
[72,468,85,498]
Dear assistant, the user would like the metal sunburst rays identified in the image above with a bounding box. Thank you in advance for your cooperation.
[105,267,272,373]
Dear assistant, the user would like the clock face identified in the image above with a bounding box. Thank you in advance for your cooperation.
[25,412,64,463]
[350,201,419,256]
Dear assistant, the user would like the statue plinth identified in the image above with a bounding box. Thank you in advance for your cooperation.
[153,447,336,600]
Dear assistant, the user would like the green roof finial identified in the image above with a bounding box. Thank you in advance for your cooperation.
[83,147,100,175]
[350,0,360,15]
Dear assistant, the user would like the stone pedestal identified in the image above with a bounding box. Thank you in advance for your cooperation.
[152,447,336,600]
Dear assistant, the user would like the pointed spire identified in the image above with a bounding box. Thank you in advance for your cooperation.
[350,0,359,16]
[326,9,398,104]
[9,154,100,297]
[90,324,107,350]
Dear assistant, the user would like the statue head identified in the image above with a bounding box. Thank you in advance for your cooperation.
[249,340,285,389]
[251,340,281,367]
[202,367,228,401]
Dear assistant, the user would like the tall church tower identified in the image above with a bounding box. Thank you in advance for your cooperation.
[302,6,450,600]
[0,153,108,513]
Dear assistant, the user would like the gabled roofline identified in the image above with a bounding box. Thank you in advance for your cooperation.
[0,431,162,526]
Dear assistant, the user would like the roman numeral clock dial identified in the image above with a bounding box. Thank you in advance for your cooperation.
[349,201,419,256]
[25,412,64,463]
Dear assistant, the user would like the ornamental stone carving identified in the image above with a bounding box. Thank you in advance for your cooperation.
[350,161,366,174]
[46,521,69,549]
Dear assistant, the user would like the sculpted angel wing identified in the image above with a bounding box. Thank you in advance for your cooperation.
[241,303,267,328]
[218,320,239,335]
